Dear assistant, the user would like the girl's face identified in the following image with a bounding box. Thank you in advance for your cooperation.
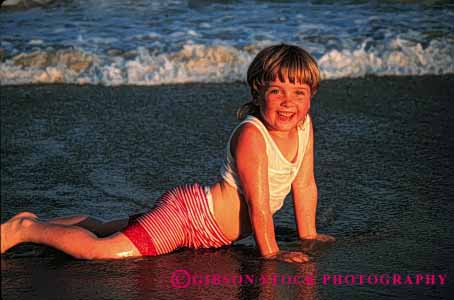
[257,77,312,133]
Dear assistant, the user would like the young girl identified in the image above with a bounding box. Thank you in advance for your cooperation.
[1,44,334,263]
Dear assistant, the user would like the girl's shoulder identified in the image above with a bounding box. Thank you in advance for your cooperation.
[231,120,266,150]
[236,115,269,136]
[229,117,267,158]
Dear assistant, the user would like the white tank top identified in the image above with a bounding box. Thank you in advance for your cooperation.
[220,114,311,214]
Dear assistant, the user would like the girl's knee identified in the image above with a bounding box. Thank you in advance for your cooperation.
[87,233,142,260]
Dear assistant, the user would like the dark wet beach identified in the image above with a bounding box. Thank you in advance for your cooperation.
[1,76,454,299]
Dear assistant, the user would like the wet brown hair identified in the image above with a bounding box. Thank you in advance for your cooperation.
[237,44,320,120]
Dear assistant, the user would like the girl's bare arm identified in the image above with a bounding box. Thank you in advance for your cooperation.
[291,121,318,239]
[233,123,279,257]
[292,121,335,242]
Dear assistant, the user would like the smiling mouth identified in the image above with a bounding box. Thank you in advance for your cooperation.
[277,111,295,119]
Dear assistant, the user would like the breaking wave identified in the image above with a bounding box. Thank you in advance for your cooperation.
[1,37,453,86]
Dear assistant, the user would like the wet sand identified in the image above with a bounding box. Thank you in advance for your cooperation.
[2,75,454,300]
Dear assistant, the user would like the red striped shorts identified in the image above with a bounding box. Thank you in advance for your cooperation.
[121,183,232,256]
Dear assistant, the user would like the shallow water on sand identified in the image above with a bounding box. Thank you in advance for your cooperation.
[1,78,454,299]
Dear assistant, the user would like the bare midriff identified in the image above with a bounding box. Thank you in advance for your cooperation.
[209,180,252,242]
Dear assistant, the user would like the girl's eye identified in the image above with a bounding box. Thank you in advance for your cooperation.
[269,89,280,95]
[295,90,305,96]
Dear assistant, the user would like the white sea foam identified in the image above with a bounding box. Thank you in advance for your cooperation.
[29,39,44,45]
[0,38,453,86]
[319,37,454,79]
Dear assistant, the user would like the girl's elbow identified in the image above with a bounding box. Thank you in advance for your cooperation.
[249,207,272,222]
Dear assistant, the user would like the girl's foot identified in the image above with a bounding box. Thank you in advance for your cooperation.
[1,212,38,254]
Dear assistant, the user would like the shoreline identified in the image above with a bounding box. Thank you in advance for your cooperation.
[3,75,453,118]
[2,75,453,106]
[1,73,454,87]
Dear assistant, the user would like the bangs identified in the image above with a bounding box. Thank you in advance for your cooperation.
[260,51,318,89]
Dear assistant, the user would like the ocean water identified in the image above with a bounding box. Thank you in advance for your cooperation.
[1,0,454,85]
[1,77,453,299]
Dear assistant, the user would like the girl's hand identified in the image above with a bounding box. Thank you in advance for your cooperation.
[264,250,310,263]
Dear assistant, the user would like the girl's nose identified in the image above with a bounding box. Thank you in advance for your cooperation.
[280,94,291,106]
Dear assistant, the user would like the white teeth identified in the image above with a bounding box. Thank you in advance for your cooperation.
[278,112,294,117]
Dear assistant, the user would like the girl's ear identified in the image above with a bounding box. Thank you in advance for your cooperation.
[254,96,264,107]
[311,88,318,98]
[254,89,266,105]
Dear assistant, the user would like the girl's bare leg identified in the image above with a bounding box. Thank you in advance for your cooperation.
[1,212,141,259]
